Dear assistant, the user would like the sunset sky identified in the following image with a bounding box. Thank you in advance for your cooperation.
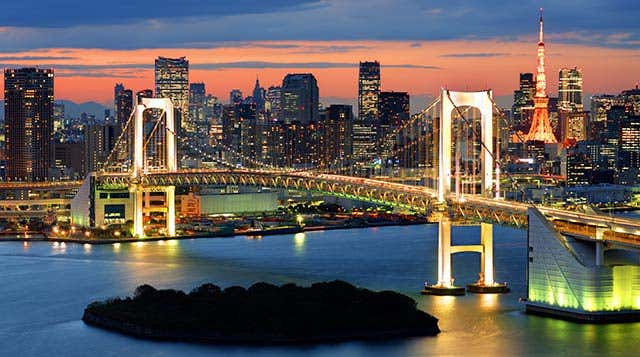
[0,0,638,108]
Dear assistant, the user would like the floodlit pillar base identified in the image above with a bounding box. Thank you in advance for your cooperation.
[421,285,466,296]
[466,283,510,294]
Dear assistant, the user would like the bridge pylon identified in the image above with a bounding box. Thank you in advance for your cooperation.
[422,219,509,295]
[438,89,494,203]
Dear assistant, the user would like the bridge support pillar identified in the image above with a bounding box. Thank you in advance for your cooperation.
[468,222,508,293]
[133,185,144,238]
[481,222,494,286]
[595,241,605,266]
[595,227,605,266]
[437,219,452,287]
[422,221,508,296]
[422,218,465,295]
[166,186,176,236]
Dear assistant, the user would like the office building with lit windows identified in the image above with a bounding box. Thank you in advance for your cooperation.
[281,73,319,124]
[155,56,189,134]
[4,67,54,180]
[558,67,583,112]
[354,61,380,170]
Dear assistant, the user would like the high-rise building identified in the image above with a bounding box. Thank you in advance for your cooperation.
[114,84,133,130]
[319,105,353,168]
[358,61,380,122]
[354,61,381,171]
[379,91,410,136]
[281,73,319,124]
[559,111,587,142]
[53,141,85,179]
[221,105,240,154]
[618,115,640,185]
[189,83,207,135]
[525,10,557,144]
[265,86,282,120]
[53,101,65,140]
[512,73,535,130]
[155,56,189,134]
[252,78,266,111]
[558,67,583,112]
[4,68,54,180]
[136,89,153,103]
[230,89,243,105]
[84,123,118,173]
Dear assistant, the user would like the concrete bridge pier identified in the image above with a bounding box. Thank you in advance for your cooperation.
[166,186,176,236]
[131,184,176,238]
[133,184,144,238]
[422,220,508,295]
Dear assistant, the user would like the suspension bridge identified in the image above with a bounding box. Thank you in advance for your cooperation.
[3,89,640,321]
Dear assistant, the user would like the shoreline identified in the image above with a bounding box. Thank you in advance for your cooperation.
[0,220,432,245]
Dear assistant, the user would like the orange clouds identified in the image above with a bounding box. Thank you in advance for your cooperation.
[0,40,638,104]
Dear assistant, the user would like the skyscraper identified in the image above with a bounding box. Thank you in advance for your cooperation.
[558,67,583,112]
[84,122,118,173]
[265,86,282,120]
[358,61,380,122]
[114,83,133,130]
[378,91,410,159]
[155,56,189,134]
[136,89,153,103]
[525,10,557,144]
[618,114,640,185]
[319,105,353,167]
[252,77,266,111]
[230,89,243,105]
[379,91,410,135]
[512,73,535,130]
[189,83,207,135]
[281,73,319,124]
[354,61,381,171]
[53,101,65,139]
[4,68,54,180]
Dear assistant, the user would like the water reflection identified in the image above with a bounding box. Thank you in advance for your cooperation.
[1,225,640,356]
[478,293,499,311]
[293,232,306,256]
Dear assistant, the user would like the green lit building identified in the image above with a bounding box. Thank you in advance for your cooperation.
[526,208,640,322]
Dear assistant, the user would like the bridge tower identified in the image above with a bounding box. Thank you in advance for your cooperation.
[422,219,509,295]
[131,98,177,238]
[438,90,495,203]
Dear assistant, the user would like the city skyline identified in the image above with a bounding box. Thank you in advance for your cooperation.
[0,2,637,106]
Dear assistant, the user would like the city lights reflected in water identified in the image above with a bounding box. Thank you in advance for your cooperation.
[478,292,499,310]
[3,225,640,355]
[83,243,91,252]
[112,243,121,252]
[135,241,144,248]
[293,232,306,255]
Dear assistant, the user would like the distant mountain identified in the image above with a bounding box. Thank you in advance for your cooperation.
[0,100,109,121]
[58,100,110,119]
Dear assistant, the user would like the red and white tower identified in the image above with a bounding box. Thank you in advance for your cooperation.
[525,9,557,143]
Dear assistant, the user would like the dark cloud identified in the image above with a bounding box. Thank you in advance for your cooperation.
[0,0,322,28]
[0,1,637,50]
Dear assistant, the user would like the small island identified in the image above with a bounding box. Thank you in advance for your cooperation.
[82,280,440,344]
